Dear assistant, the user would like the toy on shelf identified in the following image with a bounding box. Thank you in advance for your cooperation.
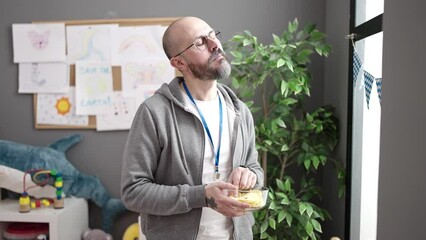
[0,134,126,232]
[82,228,113,240]
[19,169,64,213]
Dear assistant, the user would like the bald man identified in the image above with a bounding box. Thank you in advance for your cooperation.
[121,16,264,240]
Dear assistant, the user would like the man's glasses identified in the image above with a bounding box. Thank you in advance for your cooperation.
[172,30,221,58]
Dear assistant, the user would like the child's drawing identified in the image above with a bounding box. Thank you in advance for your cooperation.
[96,91,136,131]
[75,61,114,115]
[37,87,88,126]
[18,62,68,94]
[28,30,50,50]
[30,63,46,86]
[12,23,66,63]
[121,58,175,97]
[67,24,118,64]
[111,25,166,65]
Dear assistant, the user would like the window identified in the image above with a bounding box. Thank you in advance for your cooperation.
[346,1,383,240]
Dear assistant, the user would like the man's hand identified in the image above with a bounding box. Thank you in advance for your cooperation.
[227,166,257,189]
[204,181,249,217]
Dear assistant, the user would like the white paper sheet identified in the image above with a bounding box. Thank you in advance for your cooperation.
[75,61,114,115]
[111,25,167,65]
[67,24,118,64]
[12,23,66,63]
[121,58,174,97]
[96,91,137,131]
[36,87,88,126]
[18,62,69,94]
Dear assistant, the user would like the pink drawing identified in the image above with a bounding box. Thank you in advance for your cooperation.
[27,31,50,50]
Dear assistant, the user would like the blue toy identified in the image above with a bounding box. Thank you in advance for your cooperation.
[0,134,126,233]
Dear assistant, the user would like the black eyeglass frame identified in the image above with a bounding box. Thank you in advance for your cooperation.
[172,29,221,58]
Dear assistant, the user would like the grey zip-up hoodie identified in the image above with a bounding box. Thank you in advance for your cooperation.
[121,77,264,240]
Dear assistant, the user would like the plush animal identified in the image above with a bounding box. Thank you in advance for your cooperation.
[82,228,113,240]
[0,134,126,233]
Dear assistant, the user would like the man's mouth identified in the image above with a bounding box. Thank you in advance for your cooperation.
[209,52,224,63]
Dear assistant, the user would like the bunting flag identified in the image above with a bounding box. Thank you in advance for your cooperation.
[363,70,374,108]
[375,78,382,102]
[353,51,362,86]
[352,50,382,108]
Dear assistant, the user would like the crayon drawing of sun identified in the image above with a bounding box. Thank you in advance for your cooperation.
[55,97,71,116]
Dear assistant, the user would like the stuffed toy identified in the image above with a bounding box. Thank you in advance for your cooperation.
[82,228,113,240]
[0,134,126,233]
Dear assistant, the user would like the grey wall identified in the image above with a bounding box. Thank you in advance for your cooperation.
[323,0,350,239]
[377,0,426,239]
[0,0,340,239]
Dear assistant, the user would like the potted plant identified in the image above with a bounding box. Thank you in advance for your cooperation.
[226,19,345,240]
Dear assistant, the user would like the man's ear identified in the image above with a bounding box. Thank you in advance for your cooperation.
[170,57,186,72]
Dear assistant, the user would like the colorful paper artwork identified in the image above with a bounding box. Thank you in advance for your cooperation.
[67,24,118,64]
[96,91,137,131]
[18,62,68,94]
[111,25,166,65]
[75,61,114,115]
[36,87,88,126]
[11,20,175,130]
[121,59,174,97]
[12,23,66,63]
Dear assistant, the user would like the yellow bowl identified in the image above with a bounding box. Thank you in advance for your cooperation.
[232,187,269,211]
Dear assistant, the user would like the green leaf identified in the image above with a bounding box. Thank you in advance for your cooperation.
[273,34,281,45]
[243,38,251,46]
[312,156,320,169]
[289,18,298,33]
[231,78,240,89]
[286,213,293,226]
[302,142,309,151]
[311,219,323,233]
[280,80,288,95]
[277,58,285,68]
[281,144,289,152]
[233,49,244,58]
[310,29,325,41]
[296,49,314,63]
[306,113,313,122]
[260,232,268,239]
[306,204,314,217]
[281,196,290,205]
[283,98,298,105]
[286,61,294,72]
[277,179,285,191]
[261,218,269,233]
[299,202,307,215]
[277,211,286,223]
[269,218,276,230]
[319,155,327,164]
[305,221,314,236]
[304,159,311,170]
[284,179,291,191]
[276,118,286,128]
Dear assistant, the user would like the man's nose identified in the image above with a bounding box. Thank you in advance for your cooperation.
[206,37,220,52]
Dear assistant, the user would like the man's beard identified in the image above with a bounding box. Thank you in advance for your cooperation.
[187,49,231,80]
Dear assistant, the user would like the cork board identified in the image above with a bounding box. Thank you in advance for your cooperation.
[33,17,179,129]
